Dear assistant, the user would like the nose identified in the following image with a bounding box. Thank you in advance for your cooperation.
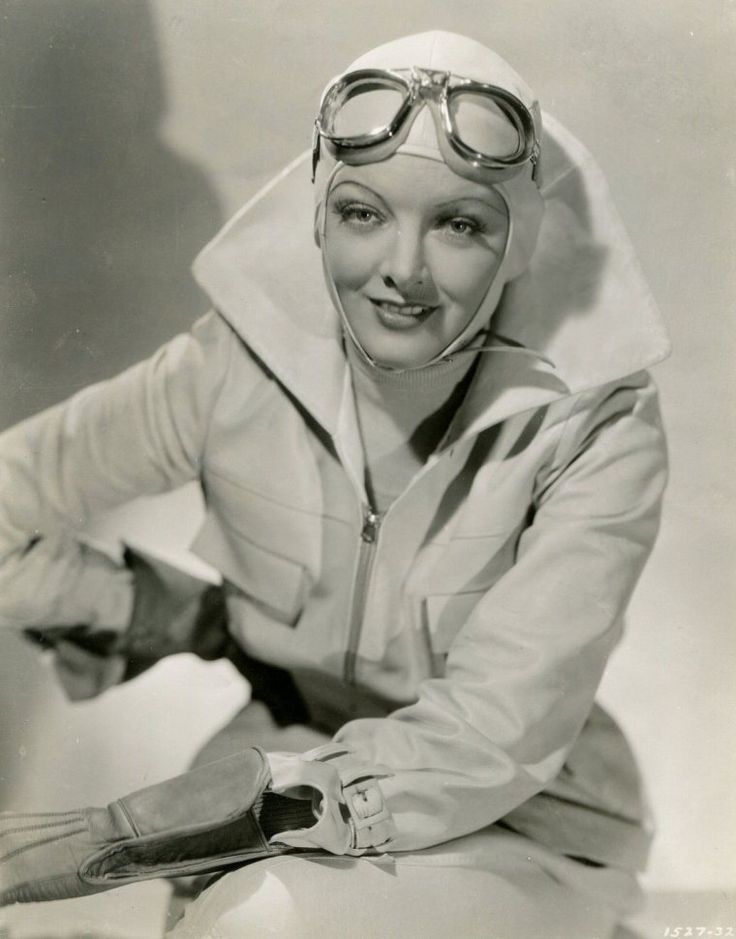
[379,223,431,297]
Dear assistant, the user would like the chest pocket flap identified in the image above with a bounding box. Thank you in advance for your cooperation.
[191,513,306,626]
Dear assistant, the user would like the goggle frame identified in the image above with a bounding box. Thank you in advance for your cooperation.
[313,67,540,185]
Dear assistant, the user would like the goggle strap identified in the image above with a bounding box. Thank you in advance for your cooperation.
[311,123,321,182]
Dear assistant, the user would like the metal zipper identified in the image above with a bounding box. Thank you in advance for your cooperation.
[343,506,382,685]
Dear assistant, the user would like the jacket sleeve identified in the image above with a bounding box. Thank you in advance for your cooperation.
[322,372,668,852]
[0,310,235,634]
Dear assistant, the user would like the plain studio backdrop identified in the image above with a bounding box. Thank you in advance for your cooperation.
[0,1,734,935]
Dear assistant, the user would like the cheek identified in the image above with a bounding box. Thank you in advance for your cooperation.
[430,246,502,308]
[324,226,376,292]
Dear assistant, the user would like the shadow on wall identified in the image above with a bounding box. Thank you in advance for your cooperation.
[0,0,223,429]
[0,1,223,803]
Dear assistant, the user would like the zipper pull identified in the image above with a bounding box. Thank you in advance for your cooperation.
[361,510,381,543]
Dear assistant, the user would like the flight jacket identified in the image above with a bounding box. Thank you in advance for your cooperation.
[0,116,671,869]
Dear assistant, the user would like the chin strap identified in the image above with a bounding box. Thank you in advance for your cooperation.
[343,327,555,375]
[446,334,555,369]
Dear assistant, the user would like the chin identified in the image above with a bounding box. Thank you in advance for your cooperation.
[360,334,439,370]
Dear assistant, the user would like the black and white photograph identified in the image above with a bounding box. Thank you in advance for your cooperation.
[0,2,733,936]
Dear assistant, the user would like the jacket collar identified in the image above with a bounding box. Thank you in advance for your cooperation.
[192,115,670,443]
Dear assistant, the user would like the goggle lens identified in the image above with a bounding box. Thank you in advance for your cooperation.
[448,91,523,161]
[324,78,406,140]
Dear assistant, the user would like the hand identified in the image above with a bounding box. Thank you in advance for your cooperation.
[0,748,314,906]
[23,545,229,700]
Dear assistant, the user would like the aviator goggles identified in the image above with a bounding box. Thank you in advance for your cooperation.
[313,67,540,186]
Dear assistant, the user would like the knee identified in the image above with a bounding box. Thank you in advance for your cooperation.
[169,855,507,939]
[168,856,360,939]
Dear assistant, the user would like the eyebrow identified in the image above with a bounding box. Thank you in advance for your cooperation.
[330,181,505,217]
[436,196,506,218]
[329,181,386,203]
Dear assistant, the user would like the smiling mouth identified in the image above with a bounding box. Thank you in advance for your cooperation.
[371,299,437,318]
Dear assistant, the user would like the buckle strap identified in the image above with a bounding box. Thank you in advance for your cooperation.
[343,778,396,851]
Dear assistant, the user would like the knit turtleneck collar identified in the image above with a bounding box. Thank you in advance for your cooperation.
[345,332,484,512]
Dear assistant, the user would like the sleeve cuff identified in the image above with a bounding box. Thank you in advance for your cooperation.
[265,750,396,855]
[342,776,395,852]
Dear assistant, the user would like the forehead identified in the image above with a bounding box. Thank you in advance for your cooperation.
[330,154,505,212]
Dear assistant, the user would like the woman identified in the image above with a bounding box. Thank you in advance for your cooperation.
[0,31,669,938]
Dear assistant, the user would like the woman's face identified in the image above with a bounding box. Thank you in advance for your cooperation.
[322,154,509,369]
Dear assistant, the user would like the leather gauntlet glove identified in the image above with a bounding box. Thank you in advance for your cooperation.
[0,747,315,907]
[24,545,230,701]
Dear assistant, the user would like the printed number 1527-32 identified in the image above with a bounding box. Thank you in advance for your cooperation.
[664,929,734,937]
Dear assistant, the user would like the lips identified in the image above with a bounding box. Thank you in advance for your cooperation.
[375,300,429,316]
[370,298,437,330]
[370,299,436,331]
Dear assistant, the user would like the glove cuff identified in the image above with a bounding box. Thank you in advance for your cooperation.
[79,748,284,886]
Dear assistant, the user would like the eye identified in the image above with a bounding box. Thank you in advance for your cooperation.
[333,200,384,229]
[439,215,485,239]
